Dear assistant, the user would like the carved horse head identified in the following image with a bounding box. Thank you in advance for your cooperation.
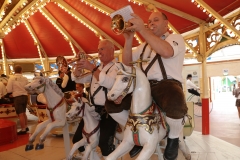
[107,62,136,104]
[25,76,64,97]
[66,97,100,121]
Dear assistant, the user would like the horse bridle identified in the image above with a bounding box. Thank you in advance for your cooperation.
[76,102,85,118]
[35,81,46,93]
[117,66,136,98]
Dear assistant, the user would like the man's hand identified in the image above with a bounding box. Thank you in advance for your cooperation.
[76,59,95,72]
[127,13,146,33]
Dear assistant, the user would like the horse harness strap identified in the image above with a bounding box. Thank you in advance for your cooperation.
[77,102,85,118]
[82,121,100,144]
[36,82,46,92]
[120,67,136,98]
[47,97,65,121]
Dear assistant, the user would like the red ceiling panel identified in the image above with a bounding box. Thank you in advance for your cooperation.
[45,2,100,53]
[28,11,73,57]
[3,23,39,59]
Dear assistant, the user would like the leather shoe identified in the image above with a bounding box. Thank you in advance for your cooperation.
[164,138,179,160]
[129,145,143,158]
[26,127,29,132]
[17,130,27,135]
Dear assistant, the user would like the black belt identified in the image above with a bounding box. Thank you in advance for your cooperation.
[149,79,182,88]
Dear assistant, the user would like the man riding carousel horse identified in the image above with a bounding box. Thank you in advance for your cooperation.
[118,11,188,160]
[68,39,132,159]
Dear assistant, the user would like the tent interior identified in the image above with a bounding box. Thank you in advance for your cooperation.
[0,0,239,80]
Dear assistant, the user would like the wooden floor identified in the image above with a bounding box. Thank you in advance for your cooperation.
[0,92,240,160]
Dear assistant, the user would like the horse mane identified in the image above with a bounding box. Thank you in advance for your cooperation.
[34,76,64,97]
[46,77,64,97]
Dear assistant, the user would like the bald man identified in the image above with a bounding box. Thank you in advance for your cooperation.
[120,11,188,160]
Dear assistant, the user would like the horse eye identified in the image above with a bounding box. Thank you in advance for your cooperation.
[39,80,43,84]
[122,77,129,82]
[77,107,80,110]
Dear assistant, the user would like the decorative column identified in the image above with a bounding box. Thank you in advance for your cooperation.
[199,24,209,135]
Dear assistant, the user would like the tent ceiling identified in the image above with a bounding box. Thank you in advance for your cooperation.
[0,0,239,60]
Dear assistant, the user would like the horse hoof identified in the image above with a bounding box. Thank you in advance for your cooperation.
[25,144,34,151]
[35,143,44,150]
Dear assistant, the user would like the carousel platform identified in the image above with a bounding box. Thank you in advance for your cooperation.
[0,119,17,145]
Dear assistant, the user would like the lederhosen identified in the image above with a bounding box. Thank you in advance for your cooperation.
[89,64,117,156]
[140,43,188,119]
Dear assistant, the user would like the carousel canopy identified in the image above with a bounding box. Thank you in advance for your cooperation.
[0,0,239,61]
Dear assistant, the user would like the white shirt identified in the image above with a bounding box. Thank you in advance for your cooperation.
[72,59,118,106]
[186,79,199,90]
[6,74,28,97]
[0,81,7,98]
[132,32,186,82]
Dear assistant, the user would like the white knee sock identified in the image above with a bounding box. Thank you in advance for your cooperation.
[109,110,129,126]
[166,116,184,139]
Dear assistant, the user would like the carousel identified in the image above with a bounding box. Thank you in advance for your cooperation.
[0,0,239,160]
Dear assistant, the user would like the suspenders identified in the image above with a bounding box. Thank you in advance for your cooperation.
[140,43,167,80]
[89,64,114,106]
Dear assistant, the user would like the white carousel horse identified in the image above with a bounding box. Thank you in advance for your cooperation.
[106,63,191,160]
[24,76,67,151]
[66,97,101,160]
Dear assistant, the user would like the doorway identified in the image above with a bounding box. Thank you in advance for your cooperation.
[210,75,237,102]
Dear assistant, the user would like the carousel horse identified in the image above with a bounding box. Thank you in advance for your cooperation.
[106,63,191,160]
[24,76,67,151]
[66,97,101,160]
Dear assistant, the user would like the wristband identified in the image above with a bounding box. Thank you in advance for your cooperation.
[92,66,98,73]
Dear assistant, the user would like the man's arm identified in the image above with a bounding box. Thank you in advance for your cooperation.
[122,34,134,66]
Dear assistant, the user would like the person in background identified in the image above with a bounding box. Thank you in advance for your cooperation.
[61,67,76,92]
[233,82,240,119]
[186,74,200,96]
[56,70,64,92]
[6,65,29,135]
[68,83,87,159]
[0,81,8,104]
[121,11,188,159]
[232,84,236,95]
[0,74,8,86]
[0,81,7,98]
